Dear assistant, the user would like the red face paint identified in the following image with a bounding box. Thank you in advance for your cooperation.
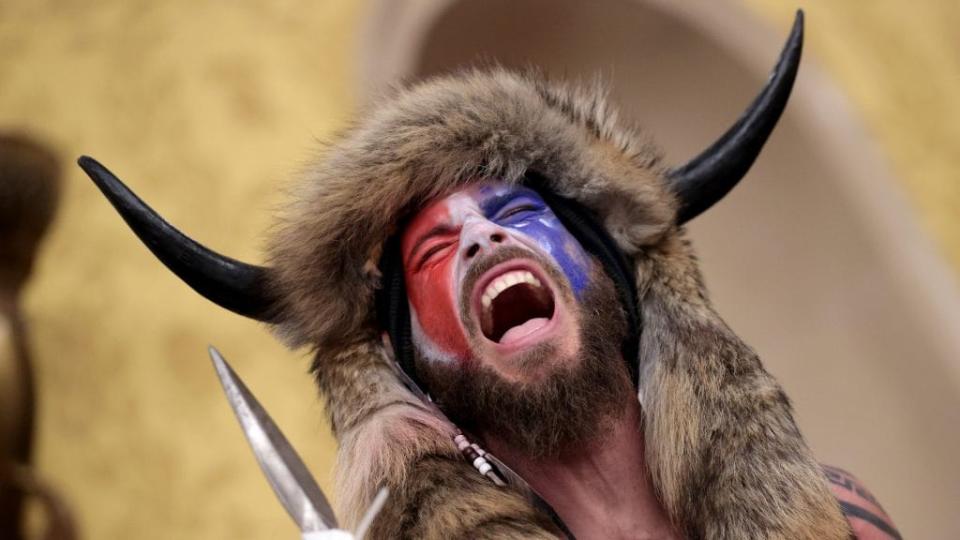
[401,194,473,361]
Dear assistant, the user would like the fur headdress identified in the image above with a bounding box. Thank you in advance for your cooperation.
[80,12,851,539]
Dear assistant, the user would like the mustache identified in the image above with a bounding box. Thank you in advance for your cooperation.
[458,245,570,333]
[423,264,631,458]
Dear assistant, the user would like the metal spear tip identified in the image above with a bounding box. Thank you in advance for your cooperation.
[207,345,339,534]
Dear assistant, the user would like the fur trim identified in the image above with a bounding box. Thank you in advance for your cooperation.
[637,234,849,539]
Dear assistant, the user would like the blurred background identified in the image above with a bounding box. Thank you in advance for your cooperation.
[1,0,958,538]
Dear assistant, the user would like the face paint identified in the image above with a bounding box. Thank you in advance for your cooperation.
[474,184,590,296]
[401,182,591,361]
[401,195,474,361]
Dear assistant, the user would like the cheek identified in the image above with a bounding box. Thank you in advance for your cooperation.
[508,218,591,296]
[405,257,471,360]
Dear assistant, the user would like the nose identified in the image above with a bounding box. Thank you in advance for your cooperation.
[460,217,507,260]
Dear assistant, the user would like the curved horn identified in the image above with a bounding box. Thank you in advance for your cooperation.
[668,10,804,224]
[78,156,277,321]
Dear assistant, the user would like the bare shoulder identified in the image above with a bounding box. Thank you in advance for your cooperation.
[822,464,902,540]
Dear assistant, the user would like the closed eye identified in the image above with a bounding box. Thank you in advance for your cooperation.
[416,241,455,270]
[498,204,540,221]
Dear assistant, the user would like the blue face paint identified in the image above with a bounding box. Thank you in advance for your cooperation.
[476,184,591,297]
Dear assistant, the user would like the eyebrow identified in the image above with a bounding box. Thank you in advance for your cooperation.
[408,223,457,261]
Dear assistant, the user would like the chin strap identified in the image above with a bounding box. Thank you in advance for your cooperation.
[375,234,423,390]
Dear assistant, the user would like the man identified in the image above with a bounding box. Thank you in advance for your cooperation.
[80,12,900,539]
[395,181,675,538]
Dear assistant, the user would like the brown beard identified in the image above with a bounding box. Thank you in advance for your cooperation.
[416,252,633,458]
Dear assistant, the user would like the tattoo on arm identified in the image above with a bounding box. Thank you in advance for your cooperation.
[822,465,902,540]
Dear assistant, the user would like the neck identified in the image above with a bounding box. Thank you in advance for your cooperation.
[482,398,680,540]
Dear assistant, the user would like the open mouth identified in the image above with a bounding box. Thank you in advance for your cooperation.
[477,267,556,344]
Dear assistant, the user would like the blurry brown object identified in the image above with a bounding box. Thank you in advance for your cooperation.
[0,134,61,293]
[0,464,77,540]
[0,133,75,539]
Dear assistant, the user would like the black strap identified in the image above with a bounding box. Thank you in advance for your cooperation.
[376,235,423,390]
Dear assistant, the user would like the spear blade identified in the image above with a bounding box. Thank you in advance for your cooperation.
[208,346,338,533]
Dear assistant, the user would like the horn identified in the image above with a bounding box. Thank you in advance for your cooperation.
[78,156,277,321]
[668,10,804,224]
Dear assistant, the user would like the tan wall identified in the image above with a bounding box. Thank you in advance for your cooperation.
[1,3,361,538]
[746,0,960,272]
[0,1,956,539]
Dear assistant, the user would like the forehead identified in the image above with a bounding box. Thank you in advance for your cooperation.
[403,182,543,238]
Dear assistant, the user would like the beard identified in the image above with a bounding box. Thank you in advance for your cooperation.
[416,249,634,458]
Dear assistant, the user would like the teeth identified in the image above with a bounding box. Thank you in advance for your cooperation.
[481,270,543,311]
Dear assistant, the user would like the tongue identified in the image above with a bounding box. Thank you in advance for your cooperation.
[499,317,550,345]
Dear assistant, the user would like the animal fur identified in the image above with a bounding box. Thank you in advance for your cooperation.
[267,68,850,538]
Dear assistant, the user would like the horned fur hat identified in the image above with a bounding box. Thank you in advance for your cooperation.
[80,12,852,539]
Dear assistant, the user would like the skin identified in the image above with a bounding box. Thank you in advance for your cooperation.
[400,181,898,539]
[824,466,902,540]
[484,394,680,540]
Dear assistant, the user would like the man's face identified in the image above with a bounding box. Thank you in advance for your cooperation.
[401,182,592,380]
[400,182,633,456]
